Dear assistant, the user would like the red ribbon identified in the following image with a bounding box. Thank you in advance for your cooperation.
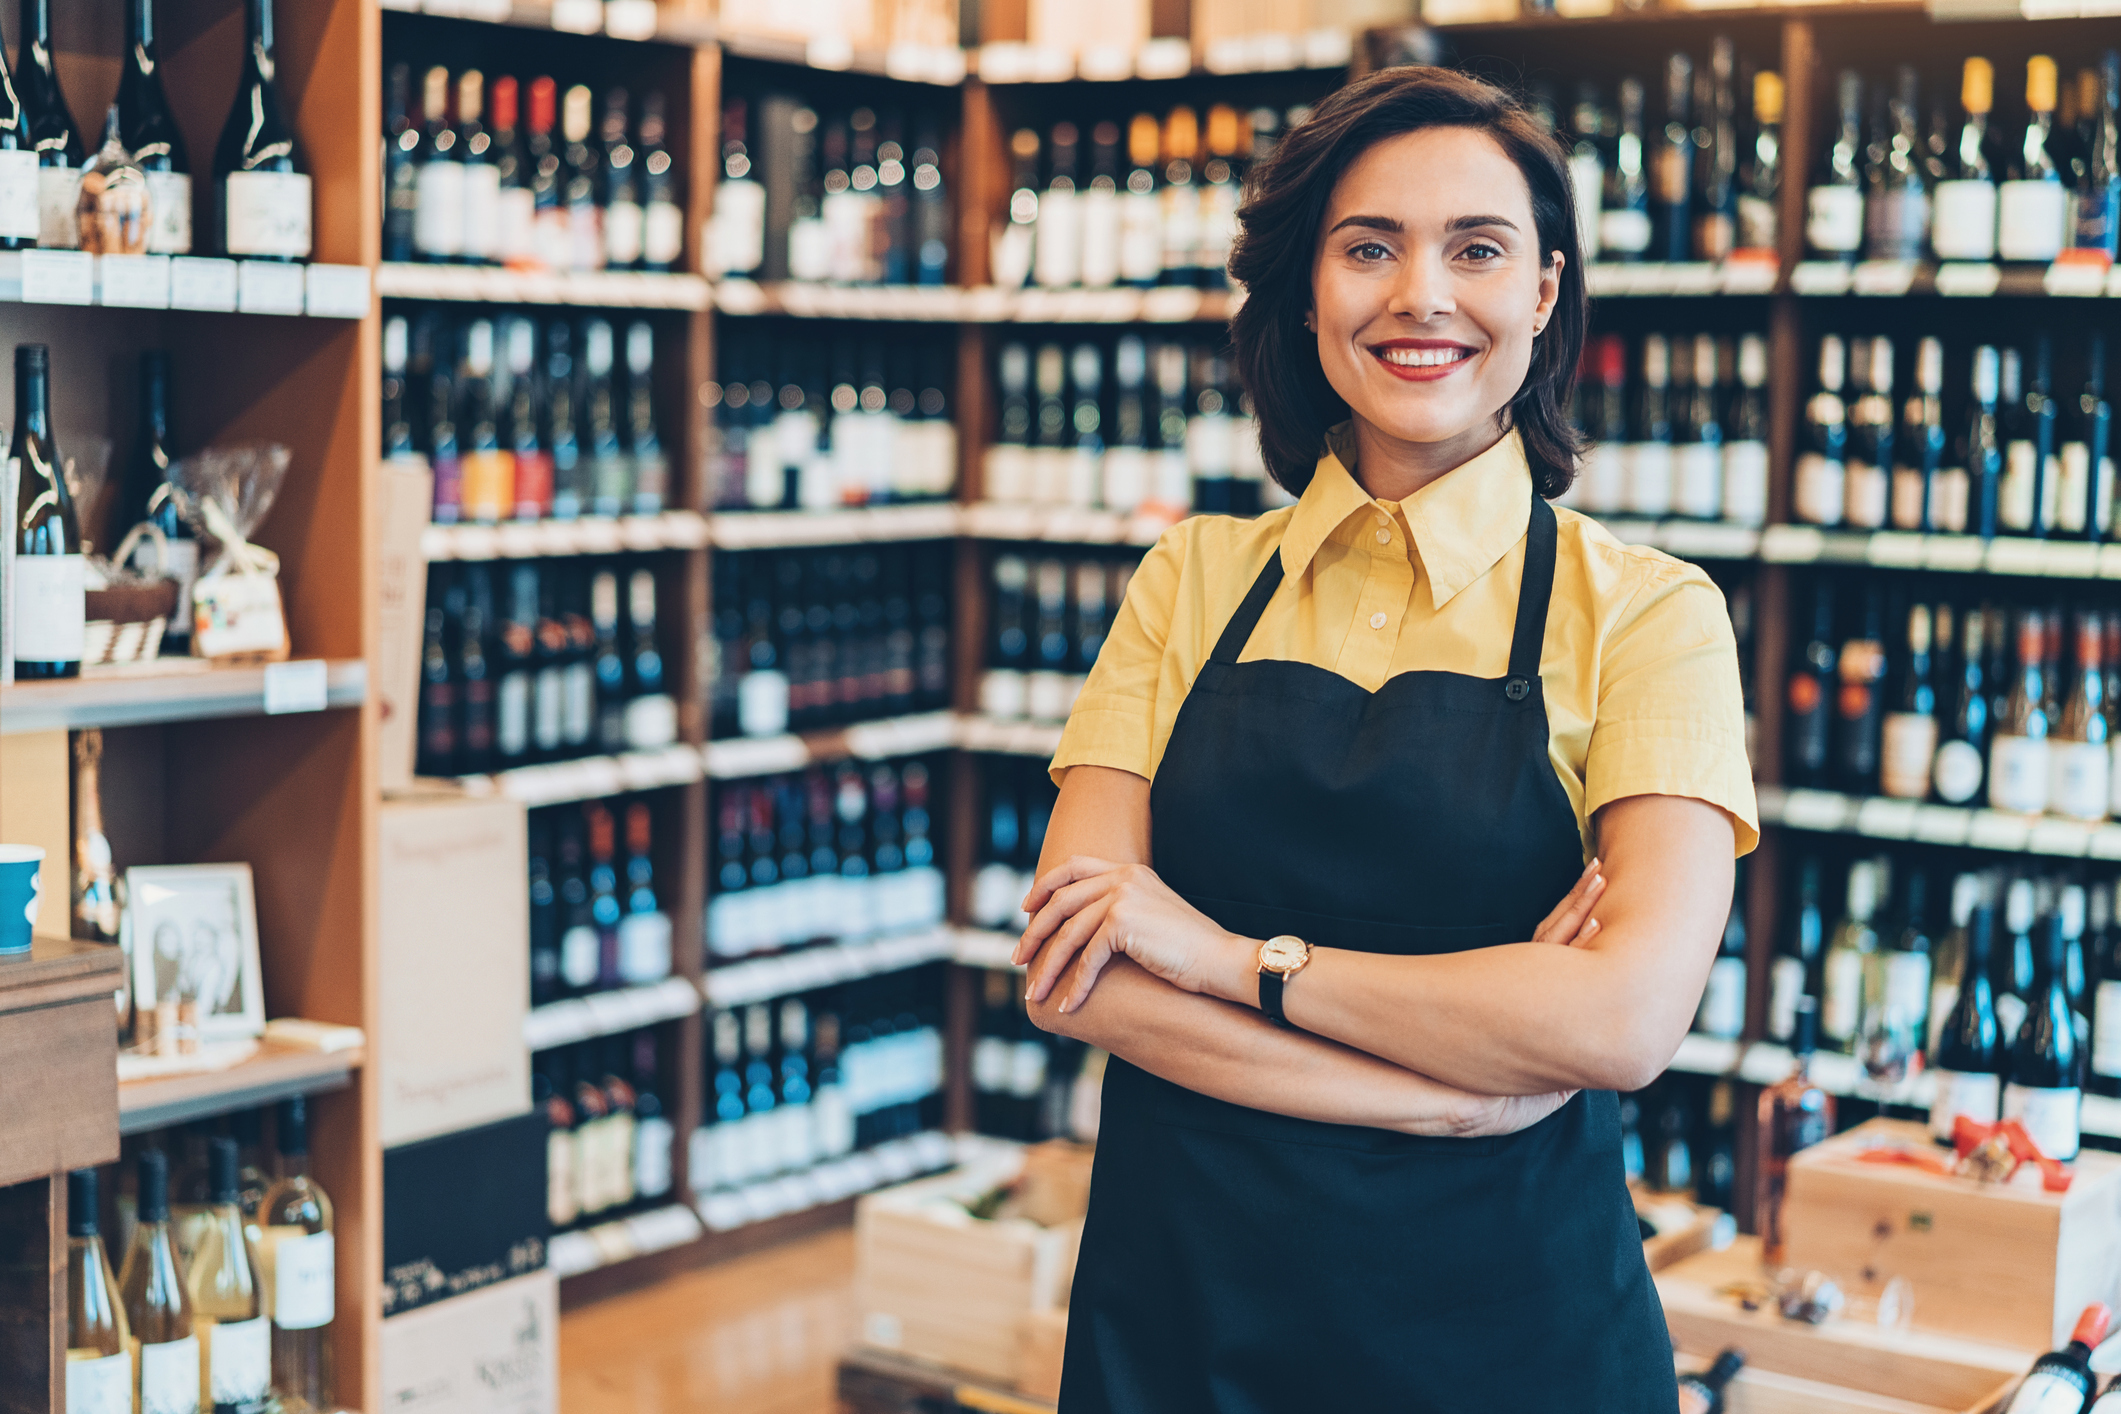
[1849,1118,2073,1193]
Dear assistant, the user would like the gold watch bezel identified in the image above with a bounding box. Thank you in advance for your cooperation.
[1257,934,1311,977]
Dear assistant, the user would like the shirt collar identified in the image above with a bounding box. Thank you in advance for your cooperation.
[1281,425,1534,610]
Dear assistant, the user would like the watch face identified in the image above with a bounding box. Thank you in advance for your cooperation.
[1261,937,1306,972]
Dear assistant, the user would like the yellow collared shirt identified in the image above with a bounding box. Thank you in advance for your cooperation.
[1051,427,1760,856]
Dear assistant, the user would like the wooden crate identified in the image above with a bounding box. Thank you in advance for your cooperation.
[1019,1308,1068,1404]
[854,1143,1086,1386]
[1784,1119,2121,1351]
[1634,1187,1734,1273]
[0,937,122,1189]
[1658,1239,2027,1414]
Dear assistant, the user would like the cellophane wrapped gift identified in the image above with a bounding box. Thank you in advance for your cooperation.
[170,443,293,661]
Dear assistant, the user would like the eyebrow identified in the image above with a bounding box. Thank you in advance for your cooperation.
[1326,213,1522,236]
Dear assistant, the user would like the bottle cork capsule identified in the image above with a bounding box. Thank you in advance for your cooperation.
[2025,56,2057,114]
[1961,56,1993,114]
[1754,71,1785,124]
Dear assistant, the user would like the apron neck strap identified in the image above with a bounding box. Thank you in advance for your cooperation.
[1210,548,1287,665]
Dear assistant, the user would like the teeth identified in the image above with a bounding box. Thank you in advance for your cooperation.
[1379,347,1469,368]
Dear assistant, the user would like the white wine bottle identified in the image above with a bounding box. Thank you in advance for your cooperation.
[188,1137,269,1414]
[257,1098,334,1414]
[119,1148,199,1414]
[65,1167,132,1414]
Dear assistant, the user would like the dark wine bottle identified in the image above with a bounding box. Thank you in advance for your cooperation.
[383,64,417,264]
[416,583,457,778]
[123,349,198,647]
[2005,911,2084,1160]
[2004,1306,2110,1414]
[0,25,33,250]
[212,0,311,260]
[1677,1350,1745,1414]
[1929,897,2001,1141]
[1786,583,1836,785]
[638,92,681,273]
[598,88,641,271]
[11,343,82,679]
[18,0,82,249]
[117,0,189,253]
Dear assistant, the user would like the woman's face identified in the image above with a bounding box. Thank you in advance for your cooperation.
[1310,126,1562,473]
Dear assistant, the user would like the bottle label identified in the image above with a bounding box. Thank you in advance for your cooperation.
[1806,185,1864,254]
[138,1335,200,1414]
[2093,981,2121,1079]
[65,1350,131,1414]
[643,199,682,268]
[2011,1371,2094,1414]
[1736,192,1777,252]
[547,1130,578,1225]
[1674,443,1722,520]
[458,449,513,524]
[1997,179,2069,263]
[265,1228,334,1330]
[461,164,500,260]
[145,171,192,254]
[1696,955,1747,1040]
[1929,1068,2001,1141]
[737,669,790,738]
[1880,712,1939,799]
[498,187,536,263]
[2003,1084,2080,1161]
[1010,1038,1049,1098]
[1989,734,2051,815]
[2050,739,2111,822]
[413,162,464,257]
[1883,951,1932,1029]
[1768,955,1806,1041]
[38,164,81,248]
[604,199,644,268]
[1931,180,1998,261]
[1623,441,1673,517]
[616,910,672,984]
[1118,190,1162,283]
[1845,463,1888,529]
[224,171,312,259]
[634,1114,674,1199]
[1794,452,1846,526]
[1823,949,1864,1041]
[205,1314,271,1407]
[1598,207,1651,257]
[559,924,600,988]
[1933,738,1984,804]
[0,149,37,239]
[13,553,87,664]
[1722,441,1768,527]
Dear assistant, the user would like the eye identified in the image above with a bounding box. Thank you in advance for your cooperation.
[1460,240,1504,262]
[1346,240,1393,263]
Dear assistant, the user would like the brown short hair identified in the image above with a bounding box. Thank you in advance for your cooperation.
[1228,66,1589,500]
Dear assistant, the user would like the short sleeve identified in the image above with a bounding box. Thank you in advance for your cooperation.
[1049,526,1188,786]
[1584,563,1759,856]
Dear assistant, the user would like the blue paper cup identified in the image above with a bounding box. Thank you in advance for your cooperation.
[0,845,44,956]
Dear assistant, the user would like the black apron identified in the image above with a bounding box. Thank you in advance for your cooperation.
[1059,494,1676,1413]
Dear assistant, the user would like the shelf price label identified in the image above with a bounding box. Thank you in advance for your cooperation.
[170,257,238,311]
[20,249,93,305]
[237,260,305,315]
[305,263,371,318]
[548,0,601,31]
[98,254,171,308]
[263,659,329,715]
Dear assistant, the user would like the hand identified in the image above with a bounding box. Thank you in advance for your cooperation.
[1014,857,1247,1012]
[1533,857,1606,948]
[1443,1088,1581,1139]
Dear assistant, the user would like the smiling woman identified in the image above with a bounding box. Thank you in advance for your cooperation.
[1015,65,1758,1414]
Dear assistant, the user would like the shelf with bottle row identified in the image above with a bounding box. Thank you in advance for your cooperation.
[1756,525,2121,578]
[962,501,1183,547]
[950,927,1025,971]
[1427,0,1931,29]
[1585,260,1779,298]
[0,658,367,736]
[118,1037,365,1136]
[1571,516,1764,561]
[524,975,703,1052]
[0,253,372,318]
[702,709,961,778]
[719,30,970,83]
[380,0,709,44]
[973,28,1352,83]
[1755,784,2121,860]
[546,1201,707,1280]
[375,262,713,309]
[692,1129,958,1233]
[702,927,958,1008]
[1785,258,2121,301]
[420,510,711,560]
[955,715,1067,760]
[706,503,961,550]
[452,742,706,807]
[711,279,1242,325]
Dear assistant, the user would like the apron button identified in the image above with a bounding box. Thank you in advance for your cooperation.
[1505,677,1531,701]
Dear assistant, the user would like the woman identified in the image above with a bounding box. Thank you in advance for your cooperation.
[1014,67,1758,1411]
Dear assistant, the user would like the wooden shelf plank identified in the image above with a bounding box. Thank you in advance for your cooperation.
[0,660,367,736]
[118,1041,363,1136]
[375,263,712,308]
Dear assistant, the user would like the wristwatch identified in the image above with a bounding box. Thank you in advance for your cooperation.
[1256,935,1312,1028]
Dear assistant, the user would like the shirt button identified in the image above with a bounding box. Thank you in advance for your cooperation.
[1375,529,1391,544]
[1369,612,1388,630]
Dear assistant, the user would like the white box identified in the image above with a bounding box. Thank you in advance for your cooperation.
[379,1269,558,1414]
[378,792,529,1146]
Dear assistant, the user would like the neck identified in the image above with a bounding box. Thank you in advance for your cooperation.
[1348,413,1507,503]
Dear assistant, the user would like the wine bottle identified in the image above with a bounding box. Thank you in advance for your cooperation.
[189,1137,269,1414]
[416,589,456,778]
[66,1167,132,1414]
[119,0,190,254]
[1674,336,1724,521]
[1880,604,1939,799]
[1076,118,1123,288]
[1845,337,1894,530]
[537,1058,580,1225]
[638,93,680,273]
[455,565,495,775]
[1677,1350,1745,1414]
[120,1149,199,1414]
[1933,58,1999,262]
[1893,338,1949,531]
[1971,345,2005,539]
[1118,113,1161,287]
[412,66,461,263]
[1693,40,1737,263]
[11,343,84,680]
[630,1032,674,1200]
[2077,53,2119,257]
[1157,107,1200,289]
[0,24,35,249]
[1787,583,1836,786]
[2002,1306,2110,1413]
[1990,609,2052,816]
[2005,908,2084,1160]
[1822,860,1880,1052]
[1756,996,1835,1267]
[1724,334,1769,527]
[546,321,584,519]
[910,117,948,286]
[1834,586,1887,792]
[72,728,121,945]
[456,71,498,266]
[19,0,83,249]
[528,77,566,272]
[1997,878,2038,1043]
[2050,611,2110,821]
[1794,336,1849,526]
[1868,67,1928,263]
[383,64,416,264]
[560,84,600,273]
[1625,334,1673,519]
[1651,53,1694,264]
[1931,893,2004,1140]
[1999,56,2069,263]
[1599,78,1651,260]
[257,1097,333,1414]
[213,0,310,260]
[598,88,642,271]
[1769,857,1823,1043]
[2060,333,2111,540]
[490,77,531,269]
[1807,69,1866,260]
[1928,874,1981,1054]
[1034,121,1081,290]
[1696,898,1748,1041]
[1737,71,1783,255]
[2093,879,2121,1098]
[457,320,511,524]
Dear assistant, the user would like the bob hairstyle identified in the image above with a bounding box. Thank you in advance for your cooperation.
[1228,66,1589,500]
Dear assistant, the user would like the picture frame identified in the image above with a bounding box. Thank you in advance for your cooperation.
[122,863,266,1042]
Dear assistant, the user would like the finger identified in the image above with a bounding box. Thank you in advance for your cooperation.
[1061,915,1126,1013]
[1021,855,1119,916]
[1533,868,1605,946]
[1564,917,1601,948]
[1530,858,1601,943]
[1015,872,1121,963]
[1026,896,1112,1004]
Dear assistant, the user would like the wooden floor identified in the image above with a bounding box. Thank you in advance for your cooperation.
[559,1227,858,1414]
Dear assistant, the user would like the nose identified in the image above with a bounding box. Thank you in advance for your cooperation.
[1385,246,1456,325]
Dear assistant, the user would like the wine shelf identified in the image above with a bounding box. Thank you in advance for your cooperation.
[950,928,1024,972]
[1585,258,2121,300]
[546,1202,707,1280]
[955,716,1066,759]
[702,927,958,1007]
[523,975,702,1052]
[706,504,962,550]
[702,710,962,778]
[691,1129,958,1233]
[420,510,711,561]
[375,262,713,309]
[961,501,1181,547]
[0,253,371,317]
[1756,526,2121,578]
[711,279,1242,324]
[0,659,366,735]
[456,743,706,808]
[381,0,715,44]
[1754,785,2121,861]
[1586,261,1778,298]
[118,1041,364,1136]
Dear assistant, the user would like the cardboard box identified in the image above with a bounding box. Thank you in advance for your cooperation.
[1784,1118,2121,1350]
[1657,1239,2027,1414]
[379,1268,558,1414]
[384,1112,549,1318]
[378,791,529,1147]
[855,1140,1086,1386]
[376,458,433,797]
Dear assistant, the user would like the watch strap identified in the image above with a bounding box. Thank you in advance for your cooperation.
[1258,966,1291,1028]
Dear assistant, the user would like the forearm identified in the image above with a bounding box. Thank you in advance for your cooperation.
[1027,952,1493,1136]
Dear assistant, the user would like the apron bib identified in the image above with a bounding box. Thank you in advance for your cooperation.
[1059,494,1677,1413]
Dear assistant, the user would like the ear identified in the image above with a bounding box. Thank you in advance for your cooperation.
[1531,251,1565,336]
